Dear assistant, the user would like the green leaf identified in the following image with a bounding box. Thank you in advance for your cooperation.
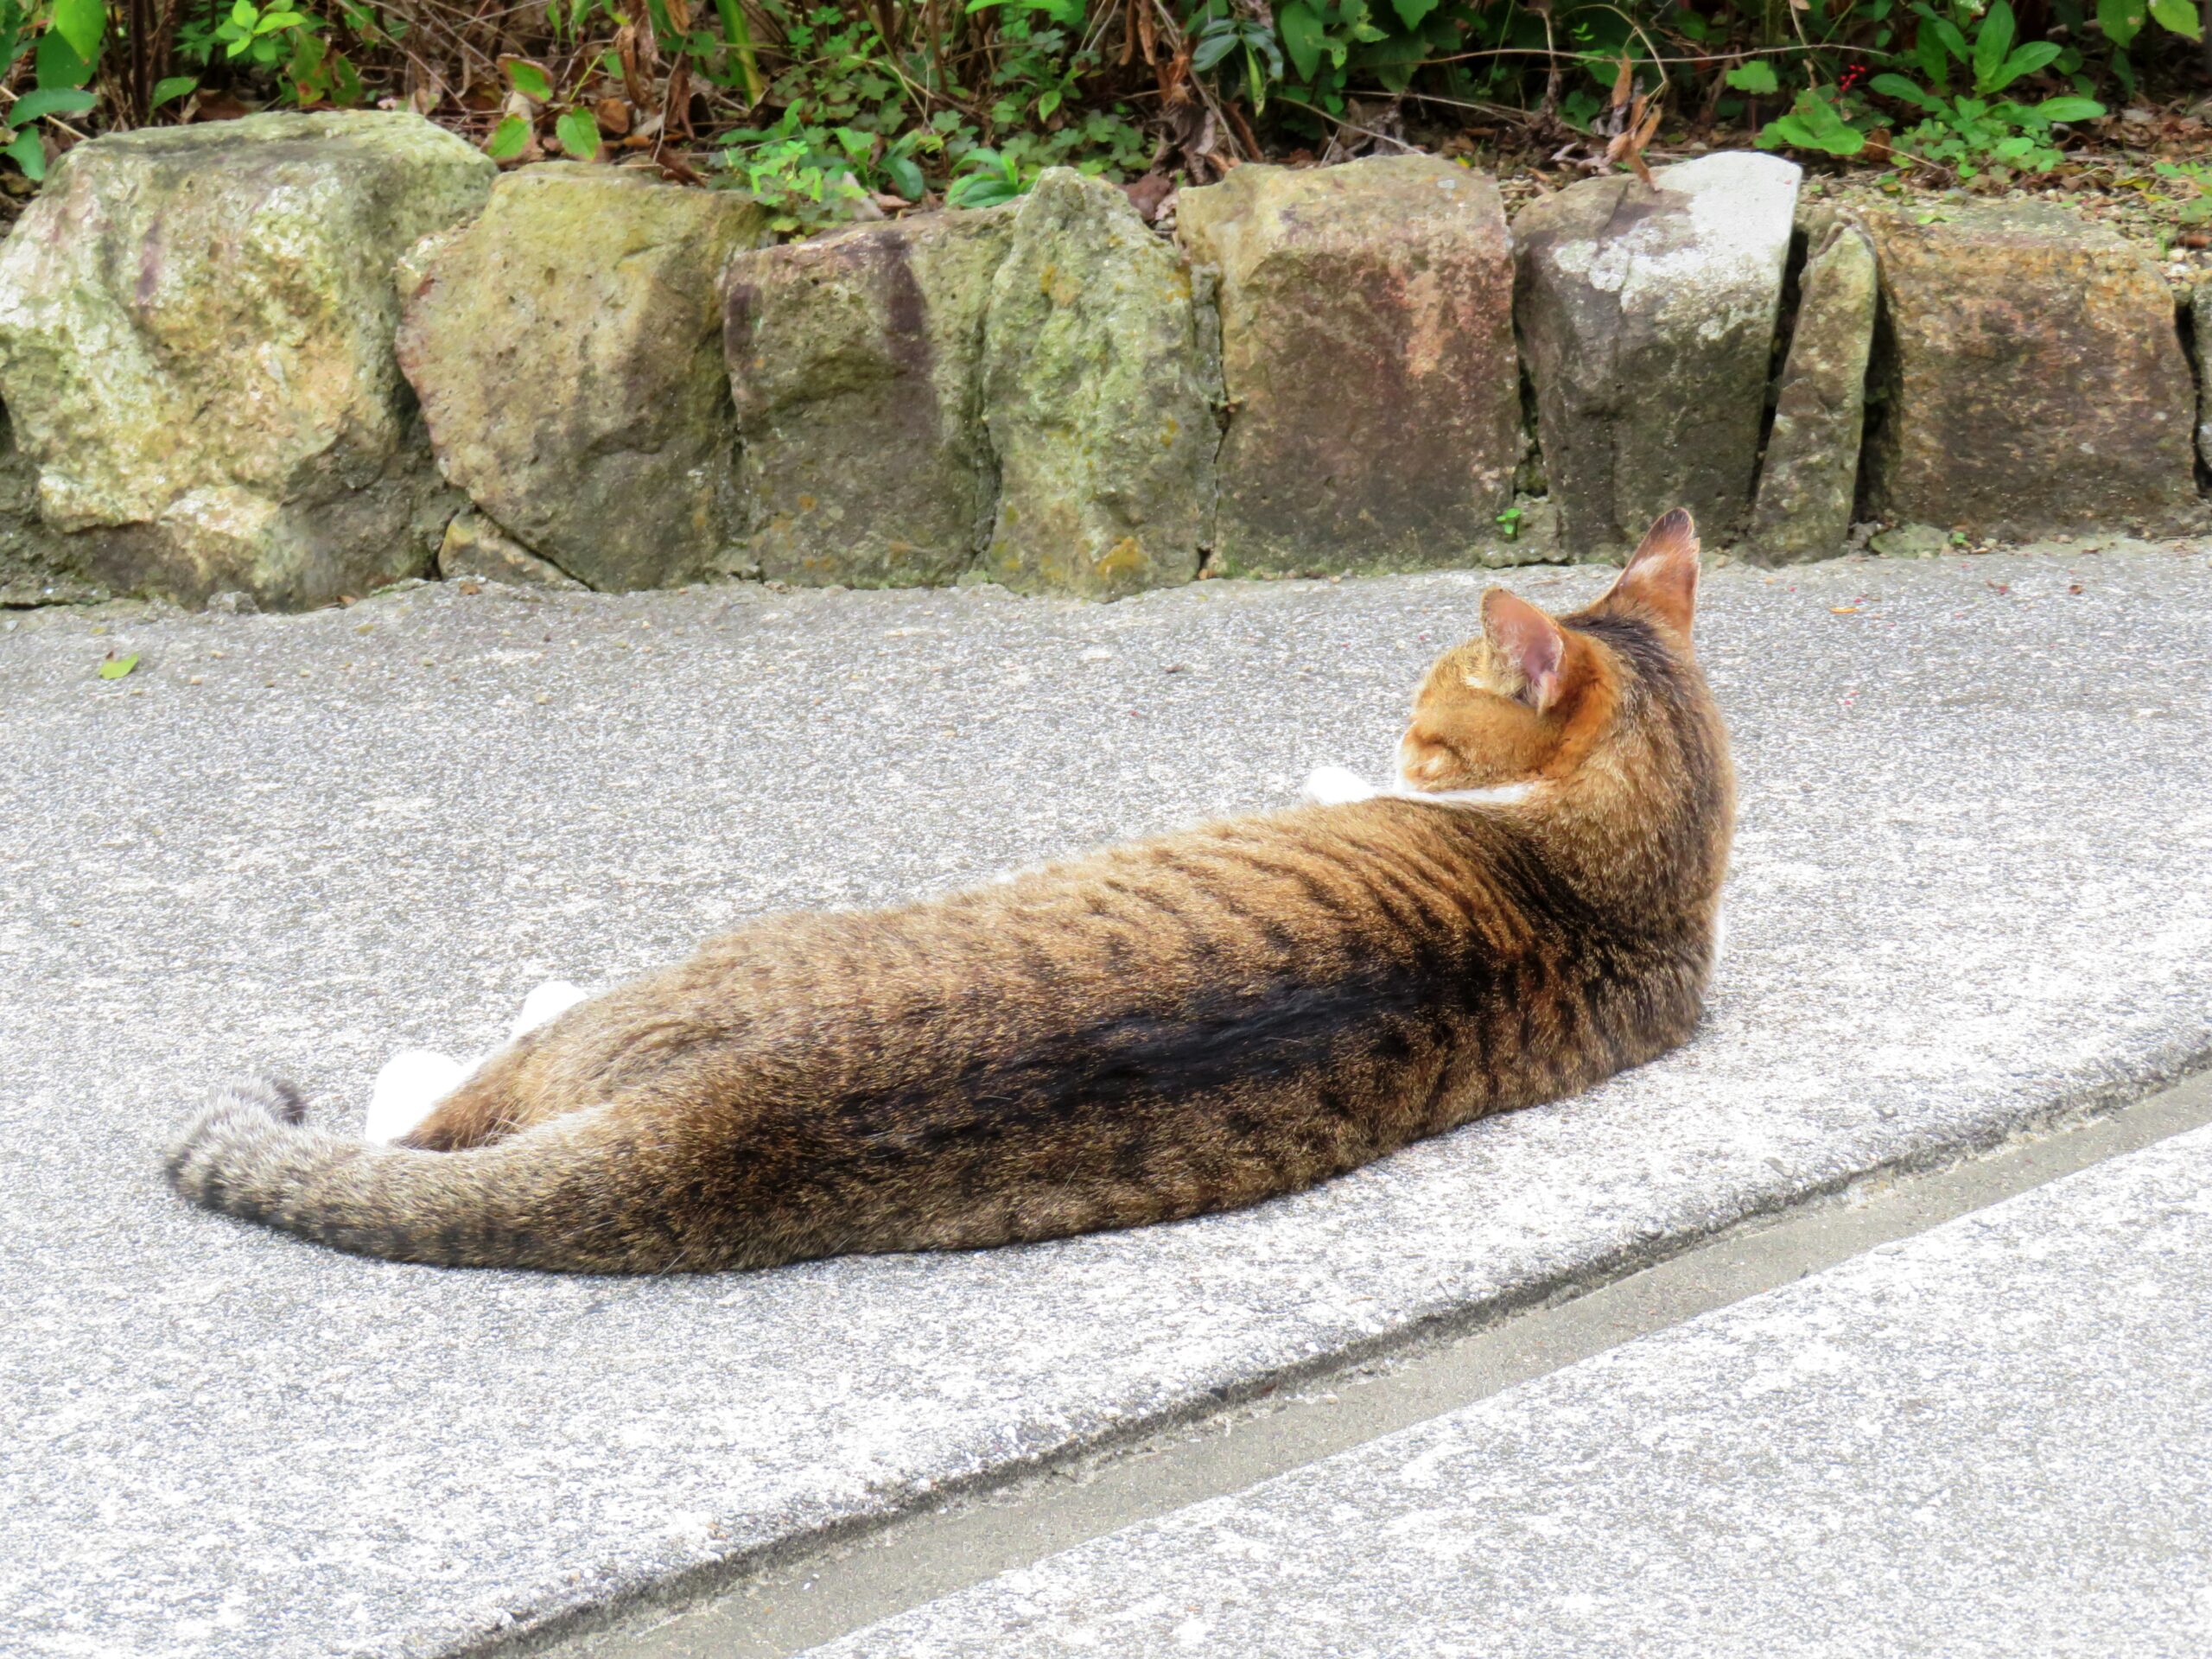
[1191,26,1237,73]
[1870,71,1946,109]
[1726,60,1780,94]
[4,126,44,181]
[485,113,530,159]
[1392,0,1440,25]
[52,0,105,61]
[152,75,200,108]
[884,153,925,200]
[34,29,92,90]
[97,652,140,680]
[1279,1,1324,81]
[1929,10,1971,61]
[1912,25,1950,86]
[2150,0,2201,37]
[2099,0,2145,47]
[555,107,600,160]
[10,85,95,122]
[1758,91,1866,156]
[1972,0,2016,89]
[2034,94,2106,120]
[1989,40,2062,90]
[948,172,1020,208]
[506,60,552,101]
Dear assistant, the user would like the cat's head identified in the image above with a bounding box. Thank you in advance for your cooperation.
[1398,508,1721,807]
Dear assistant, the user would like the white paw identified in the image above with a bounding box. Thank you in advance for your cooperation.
[1304,765,1378,806]
[511,979,587,1039]
[365,1049,467,1144]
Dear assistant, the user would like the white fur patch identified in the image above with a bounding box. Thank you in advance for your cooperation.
[1304,766,1380,805]
[365,1049,467,1145]
[511,979,586,1039]
[1404,779,1534,808]
[364,981,588,1143]
[1306,764,1535,811]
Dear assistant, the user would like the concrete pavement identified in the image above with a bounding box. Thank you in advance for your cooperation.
[813,1106,2212,1658]
[3,543,2209,1656]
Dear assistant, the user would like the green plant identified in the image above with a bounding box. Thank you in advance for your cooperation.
[945,142,1027,206]
[2094,0,2202,99]
[171,0,363,106]
[720,104,902,229]
[2145,158,2212,226]
[1758,83,1877,157]
[705,2,1144,232]
[1269,0,1464,115]
[1867,1,2105,178]
[1190,0,1284,111]
[2,0,103,181]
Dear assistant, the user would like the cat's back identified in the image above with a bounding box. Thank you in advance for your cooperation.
[611,799,1655,1097]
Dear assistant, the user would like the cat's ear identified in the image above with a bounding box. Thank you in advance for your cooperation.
[1601,507,1700,637]
[1481,588,1567,714]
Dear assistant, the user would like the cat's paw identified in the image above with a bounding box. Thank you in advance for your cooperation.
[365,1049,466,1145]
[510,980,587,1039]
[1304,766,1378,806]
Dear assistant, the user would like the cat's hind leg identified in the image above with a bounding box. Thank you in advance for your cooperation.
[510,980,585,1039]
[365,982,585,1148]
[365,1050,467,1145]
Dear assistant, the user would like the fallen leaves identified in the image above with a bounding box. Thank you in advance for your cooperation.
[1600,54,1665,186]
[96,651,138,680]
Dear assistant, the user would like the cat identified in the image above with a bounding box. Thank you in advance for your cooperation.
[166,509,1732,1274]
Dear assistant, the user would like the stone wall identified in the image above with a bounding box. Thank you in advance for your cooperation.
[2,112,2204,609]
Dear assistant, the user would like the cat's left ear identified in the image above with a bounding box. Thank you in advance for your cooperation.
[1481,588,1567,714]
[1601,507,1700,638]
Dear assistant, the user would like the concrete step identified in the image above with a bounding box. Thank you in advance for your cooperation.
[809,1110,2212,1658]
[3,543,2210,1657]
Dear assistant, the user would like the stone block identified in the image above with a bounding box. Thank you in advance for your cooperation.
[723,207,1014,587]
[1177,156,1521,575]
[1514,151,1801,558]
[1,399,102,606]
[1859,200,2197,539]
[1747,217,1877,565]
[435,507,584,589]
[398,164,769,591]
[981,169,1217,598]
[0,112,493,609]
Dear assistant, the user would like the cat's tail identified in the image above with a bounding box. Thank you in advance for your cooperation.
[163,1078,722,1273]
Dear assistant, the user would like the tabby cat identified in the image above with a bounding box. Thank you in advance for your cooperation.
[166,509,1732,1274]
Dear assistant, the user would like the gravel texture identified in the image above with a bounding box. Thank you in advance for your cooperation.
[3,543,2209,1657]
[817,1112,2212,1657]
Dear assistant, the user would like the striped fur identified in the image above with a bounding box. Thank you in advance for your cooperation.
[166,510,1732,1274]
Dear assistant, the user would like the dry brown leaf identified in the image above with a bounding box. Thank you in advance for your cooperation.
[1607,95,1663,186]
[614,25,650,110]
[1605,128,1652,187]
[664,56,693,138]
[594,96,632,136]
[1122,170,1177,222]
[1611,51,1633,109]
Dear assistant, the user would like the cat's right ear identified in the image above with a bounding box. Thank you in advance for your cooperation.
[1481,588,1567,714]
